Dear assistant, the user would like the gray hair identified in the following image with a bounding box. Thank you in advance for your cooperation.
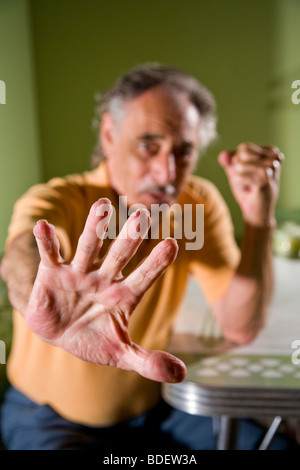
[91,63,217,167]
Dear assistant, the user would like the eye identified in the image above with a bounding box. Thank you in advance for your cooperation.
[174,145,194,166]
[138,141,160,157]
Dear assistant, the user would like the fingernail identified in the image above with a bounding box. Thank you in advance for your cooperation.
[165,237,177,242]
[135,208,150,217]
[98,198,111,204]
[164,238,179,257]
[96,201,113,218]
[127,210,150,239]
[169,359,186,383]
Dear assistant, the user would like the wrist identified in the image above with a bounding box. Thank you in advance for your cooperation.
[243,216,277,231]
[242,222,275,254]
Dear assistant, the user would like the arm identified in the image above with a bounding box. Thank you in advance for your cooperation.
[212,143,283,345]
[0,231,40,316]
[0,199,186,383]
[212,224,274,344]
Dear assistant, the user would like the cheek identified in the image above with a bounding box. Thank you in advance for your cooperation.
[127,156,151,181]
[176,161,195,181]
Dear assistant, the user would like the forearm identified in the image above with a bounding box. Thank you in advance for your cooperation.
[0,232,40,316]
[212,224,274,344]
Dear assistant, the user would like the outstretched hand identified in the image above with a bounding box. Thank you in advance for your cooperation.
[26,198,186,383]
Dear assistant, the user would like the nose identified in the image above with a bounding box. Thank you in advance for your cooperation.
[152,152,176,187]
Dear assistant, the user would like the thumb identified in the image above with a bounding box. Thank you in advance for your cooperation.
[218,150,235,169]
[119,343,187,383]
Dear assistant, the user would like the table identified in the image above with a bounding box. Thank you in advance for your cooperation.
[162,257,300,449]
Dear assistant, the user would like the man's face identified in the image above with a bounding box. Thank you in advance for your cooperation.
[101,86,201,210]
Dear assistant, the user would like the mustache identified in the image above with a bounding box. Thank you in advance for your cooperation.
[140,184,177,196]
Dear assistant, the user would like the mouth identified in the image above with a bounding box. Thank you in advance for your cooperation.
[141,184,177,203]
[145,191,174,204]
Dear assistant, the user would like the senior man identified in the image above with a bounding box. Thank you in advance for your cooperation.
[0,64,291,450]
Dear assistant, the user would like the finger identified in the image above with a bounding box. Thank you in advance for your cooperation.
[123,238,178,303]
[232,165,272,188]
[218,150,234,168]
[231,174,270,192]
[233,155,282,178]
[99,208,151,280]
[256,144,284,163]
[33,220,63,267]
[236,142,285,164]
[238,142,275,158]
[118,343,186,383]
[233,159,279,174]
[271,158,282,183]
[219,144,284,167]
[72,198,112,272]
[234,158,277,169]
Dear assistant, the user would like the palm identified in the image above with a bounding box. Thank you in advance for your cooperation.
[30,265,131,362]
[26,199,185,383]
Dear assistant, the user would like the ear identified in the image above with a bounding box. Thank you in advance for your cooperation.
[100,112,118,158]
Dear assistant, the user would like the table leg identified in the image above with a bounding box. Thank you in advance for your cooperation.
[258,416,282,450]
[216,416,239,450]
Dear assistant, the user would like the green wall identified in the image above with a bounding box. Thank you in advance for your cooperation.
[0,0,41,250]
[0,0,299,247]
[269,0,300,211]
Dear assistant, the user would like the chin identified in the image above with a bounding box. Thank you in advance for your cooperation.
[128,193,178,211]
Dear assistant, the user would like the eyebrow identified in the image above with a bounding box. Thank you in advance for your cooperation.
[136,133,195,149]
[136,133,165,141]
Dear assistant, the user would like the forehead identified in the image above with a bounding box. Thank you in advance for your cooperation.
[119,86,201,139]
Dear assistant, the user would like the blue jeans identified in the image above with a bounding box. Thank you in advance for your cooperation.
[0,386,297,450]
